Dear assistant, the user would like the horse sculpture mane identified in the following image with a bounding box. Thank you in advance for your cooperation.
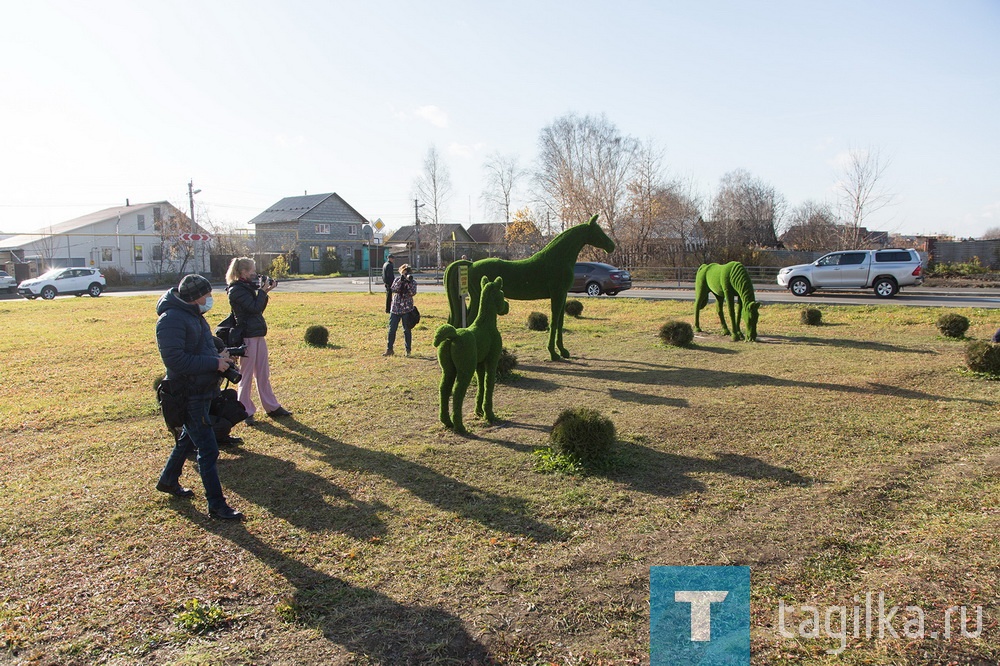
[694,261,760,341]
[443,214,614,361]
[434,276,509,434]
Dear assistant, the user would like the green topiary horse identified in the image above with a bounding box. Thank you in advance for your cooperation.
[694,261,760,341]
[434,276,510,434]
[444,214,614,361]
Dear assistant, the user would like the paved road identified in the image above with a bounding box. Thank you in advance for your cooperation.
[6,277,1000,309]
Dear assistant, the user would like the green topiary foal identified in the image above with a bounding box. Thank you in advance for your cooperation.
[444,214,614,361]
[434,276,510,434]
[694,261,760,341]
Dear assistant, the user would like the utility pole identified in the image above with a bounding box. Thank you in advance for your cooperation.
[414,198,425,270]
[188,179,201,234]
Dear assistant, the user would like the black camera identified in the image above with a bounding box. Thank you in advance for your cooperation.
[225,344,247,357]
[257,274,275,289]
[220,362,242,384]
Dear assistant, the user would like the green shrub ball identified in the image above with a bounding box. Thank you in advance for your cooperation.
[564,300,584,317]
[496,346,518,382]
[550,407,616,466]
[801,307,822,325]
[527,311,549,331]
[937,313,970,338]
[966,340,1000,374]
[304,325,330,347]
[659,320,694,347]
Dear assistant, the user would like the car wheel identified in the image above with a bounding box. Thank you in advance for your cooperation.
[41,286,57,300]
[586,282,602,296]
[789,277,811,297]
[88,283,103,297]
[873,277,898,298]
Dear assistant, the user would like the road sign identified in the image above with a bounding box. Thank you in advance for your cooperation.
[458,264,469,295]
[373,218,385,231]
[179,233,211,241]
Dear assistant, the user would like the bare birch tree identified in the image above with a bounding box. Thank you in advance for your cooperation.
[414,145,452,267]
[780,201,841,251]
[481,152,526,229]
[836,146,894,247]
[706,169,785,257]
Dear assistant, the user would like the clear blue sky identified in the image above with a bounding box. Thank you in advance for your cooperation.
[1,0,997,239]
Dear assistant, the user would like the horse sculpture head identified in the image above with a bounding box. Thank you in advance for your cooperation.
[745,301,760,342]
[585,214,616,255]
[480,276,509,318]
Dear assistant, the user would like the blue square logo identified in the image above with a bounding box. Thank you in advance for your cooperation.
[650,566,750,665]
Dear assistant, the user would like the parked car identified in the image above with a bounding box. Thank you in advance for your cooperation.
[0,270,16,294]
[571,262,632,296]
[18,267,106,300]
[776,249,923,298]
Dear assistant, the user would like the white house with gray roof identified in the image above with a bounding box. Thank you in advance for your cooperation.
[0,202,210,279]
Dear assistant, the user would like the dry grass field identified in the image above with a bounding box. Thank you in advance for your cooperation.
[1,291,998,665]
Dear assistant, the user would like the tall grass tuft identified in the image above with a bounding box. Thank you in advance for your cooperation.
[549,407,616,468]
[937,313,970,338]
[659,320,694,347]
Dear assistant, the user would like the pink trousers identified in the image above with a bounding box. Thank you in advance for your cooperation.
[237,336,281,416]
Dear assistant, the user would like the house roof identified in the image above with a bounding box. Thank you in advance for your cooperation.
[466,223,507,244]
[0,202,180,249]
[386,223,473,243]
[248,192,368,225]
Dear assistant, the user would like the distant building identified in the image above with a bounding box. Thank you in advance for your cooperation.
[248,193,376,272]
[384,223,475,267]
[0,202,209,280]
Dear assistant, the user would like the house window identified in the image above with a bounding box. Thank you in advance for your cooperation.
[348,225,358,236]
[315,223,331,235]
[102,248,113,262]
[134,245,144,262]
[310,246,320,261]
[153,207,161,223]
[137,214,145,231]
[153,245,163,261]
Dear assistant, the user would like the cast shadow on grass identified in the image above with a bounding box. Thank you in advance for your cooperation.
[256,419,561,543]
[209,525,493,664]
[218,447,388,539]
[608,441,812,497]
[762,334,936,354]
[608,388,689,407]
[521,359,990,404]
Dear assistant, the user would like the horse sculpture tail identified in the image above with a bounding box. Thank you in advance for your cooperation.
[434,324,459,348]
[443,260,473,327]
[728,262,756,304]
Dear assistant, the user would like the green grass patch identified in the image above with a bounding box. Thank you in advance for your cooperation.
[0,293,998,664]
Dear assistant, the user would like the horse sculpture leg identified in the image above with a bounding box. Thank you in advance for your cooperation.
[451,360,475,434]
[714,292,731,337]
[437,344,457,429]
[549,294,570,360]
[726,293,743,341]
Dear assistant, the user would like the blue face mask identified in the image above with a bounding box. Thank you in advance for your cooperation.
[198,295,214,314]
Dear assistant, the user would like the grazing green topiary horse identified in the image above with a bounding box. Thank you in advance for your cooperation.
[435,276,510,434]
[444,214,614,361]
[694,261,760,341]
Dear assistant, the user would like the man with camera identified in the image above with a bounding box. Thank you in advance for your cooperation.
[155,274,243,520]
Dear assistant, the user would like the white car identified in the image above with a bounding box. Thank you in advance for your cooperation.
[0,270,16,294]
[18,267,106,300]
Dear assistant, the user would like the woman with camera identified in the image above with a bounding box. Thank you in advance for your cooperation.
[226,257,292,424]
[384,263,417,356]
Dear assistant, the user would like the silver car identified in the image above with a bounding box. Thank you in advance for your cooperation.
[0,270,15,294]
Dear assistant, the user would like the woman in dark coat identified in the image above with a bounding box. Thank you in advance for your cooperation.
[225,257,291,424]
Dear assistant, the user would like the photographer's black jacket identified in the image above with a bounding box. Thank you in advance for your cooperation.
[227,279,269,338]
[155,288,222,397]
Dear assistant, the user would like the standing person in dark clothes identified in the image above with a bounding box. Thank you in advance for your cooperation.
[384,263,417,356]
[382,255,395,314]
[155,274,243,520]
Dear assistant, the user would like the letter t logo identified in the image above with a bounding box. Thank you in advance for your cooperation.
[675,590,729,641]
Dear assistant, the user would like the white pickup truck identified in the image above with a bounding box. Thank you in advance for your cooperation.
[776,249,924,298]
